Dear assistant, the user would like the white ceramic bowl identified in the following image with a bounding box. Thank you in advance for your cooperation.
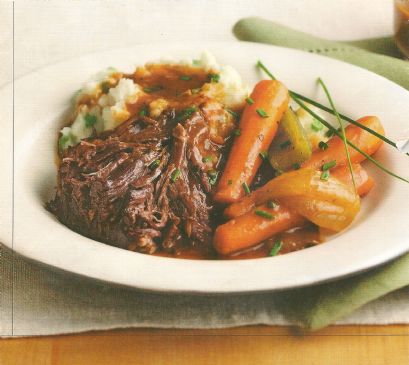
[1,42,409,293]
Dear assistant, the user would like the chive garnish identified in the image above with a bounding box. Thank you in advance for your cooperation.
[256,60,409,184]
[259,151,268,160]
[208,73,220,83]
[202,156,212,163]
[171,169,181,182]
[325,129,335,138]
[101,81,111,94]
[232,129,241,137]
[139,105,149,117]
[256,60,400,151]
[143,85,163,93]
[59,134,70,152]
[311,118,324,131]
[318,78,356,190]
[242,182,251,195]
[227,179,233,185]
[245,97,254,105]
[175,106,197,122]
[256,108,269,118]
[280,140,291,149]
[295,98,409,184]
[179,75,191,81]
[84,113,97,128]
[255,210,273,220]
[269,240,283,256]
[208,170,218,185]
[318,141,329,150]
[320,170,330,181]
[322,160,337,171]
[267,200,278,209]
[293,163,301,170]
[226,108,239,119]
[149,159,160,169]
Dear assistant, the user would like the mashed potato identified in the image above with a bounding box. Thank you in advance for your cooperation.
[59,51,249,151]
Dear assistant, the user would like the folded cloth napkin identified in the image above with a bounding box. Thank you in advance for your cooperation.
[233,17,409,330]
[233,17,409,90]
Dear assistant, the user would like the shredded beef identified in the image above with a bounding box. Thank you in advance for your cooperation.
[47,108,221,255]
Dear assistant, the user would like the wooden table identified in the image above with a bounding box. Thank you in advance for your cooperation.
[1,325,408,364]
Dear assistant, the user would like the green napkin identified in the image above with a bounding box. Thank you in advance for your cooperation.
[234,17,409,90]
[233,17,409,330]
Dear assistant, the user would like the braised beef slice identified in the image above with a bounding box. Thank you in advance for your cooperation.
[47,109,217,254]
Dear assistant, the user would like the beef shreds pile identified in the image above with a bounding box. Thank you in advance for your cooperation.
[47,108,226,256]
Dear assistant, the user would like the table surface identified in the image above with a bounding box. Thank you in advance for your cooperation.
[1,325,409,364]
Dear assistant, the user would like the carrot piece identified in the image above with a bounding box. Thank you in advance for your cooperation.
[224,116,384,219]
[302,116,384,170]
[332,163,374,197]
[214,80,289,203]
[214,205,305,255]
[214,164,375,255]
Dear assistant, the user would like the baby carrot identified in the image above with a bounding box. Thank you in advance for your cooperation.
[332,163,374,197]
[214,204,304,255]
[214,164,374,255]
[302,116,384,170]
[214,80,289,203]
[224,116,384,219]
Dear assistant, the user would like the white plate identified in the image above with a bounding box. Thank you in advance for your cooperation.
[1,42,409,294]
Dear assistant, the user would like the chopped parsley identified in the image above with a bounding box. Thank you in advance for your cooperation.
[293,163,301,170]
[202,156,213,163]
[179,75,191,81]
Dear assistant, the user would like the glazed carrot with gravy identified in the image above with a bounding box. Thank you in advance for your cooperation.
[224,116,384,219]
[214,80,289,203]
[214,164,374,255]
[303,116,384,170]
